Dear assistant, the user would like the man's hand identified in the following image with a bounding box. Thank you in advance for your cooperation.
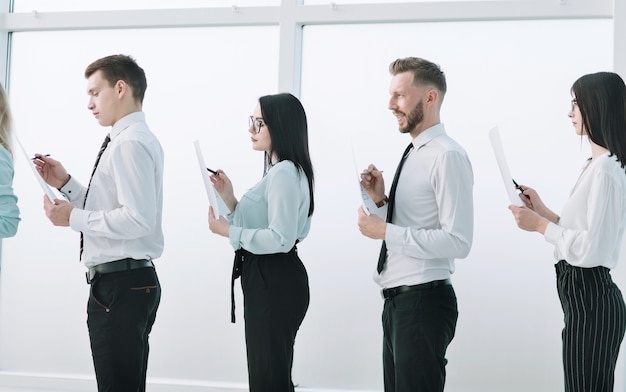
[43,196,73,227]
[357,206,387,240]
[32,155,70,189]
[360,164,386,203]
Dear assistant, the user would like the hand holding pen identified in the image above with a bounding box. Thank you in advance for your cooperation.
[360,164,385,203]
[207,167,238,212]
[207,168,227,192]
[31,153,70,189]
[512,178,531,201]
[508,183,559,231]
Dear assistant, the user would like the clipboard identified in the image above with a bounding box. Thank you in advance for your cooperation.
[15,135,57,202]
[488,127,523,206]
[193,140,222,219]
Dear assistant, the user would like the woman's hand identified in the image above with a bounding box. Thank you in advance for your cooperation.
[516,185,559,223]
[508,205,549,234]
[208,207,229,237]
[209,170,238,212]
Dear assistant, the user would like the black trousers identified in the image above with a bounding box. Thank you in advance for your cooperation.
[556,260,626,392]
[239,248,310,392]
[87,267,161,392]
[382,284,457,392]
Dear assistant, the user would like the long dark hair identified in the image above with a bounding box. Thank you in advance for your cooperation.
[259,93,315,216]
[572,72,626,172]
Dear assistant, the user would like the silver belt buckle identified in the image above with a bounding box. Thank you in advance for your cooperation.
[85,269,97,284]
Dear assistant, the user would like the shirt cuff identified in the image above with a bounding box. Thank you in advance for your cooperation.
[229,225,243,250]
[59,175,83,203]
[543,221,561,245]
[384,223,402,251]
[69,207,89,233]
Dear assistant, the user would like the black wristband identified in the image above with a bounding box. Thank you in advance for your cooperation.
[57,173,71,191]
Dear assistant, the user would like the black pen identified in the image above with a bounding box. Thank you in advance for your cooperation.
[207,167,219,175]
[31,154,50,160]
[512,178,531,199]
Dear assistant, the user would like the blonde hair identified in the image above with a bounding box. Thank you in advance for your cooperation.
[0,83,13,157]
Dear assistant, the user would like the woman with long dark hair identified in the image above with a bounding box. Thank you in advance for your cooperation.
[208,92,313,392]
[509,72,626,391]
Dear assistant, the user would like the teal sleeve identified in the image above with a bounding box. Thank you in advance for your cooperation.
[0,146,20,238]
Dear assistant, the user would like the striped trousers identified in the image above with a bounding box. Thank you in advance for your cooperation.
[556,260,626,392]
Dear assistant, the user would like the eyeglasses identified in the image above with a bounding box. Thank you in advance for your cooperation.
[249,116,266,133]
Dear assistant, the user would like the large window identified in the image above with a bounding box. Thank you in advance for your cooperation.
[0,1,621,391]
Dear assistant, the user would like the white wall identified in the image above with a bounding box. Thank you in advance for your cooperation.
[0,4,622,392]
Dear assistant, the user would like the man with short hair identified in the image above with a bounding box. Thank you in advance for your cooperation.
[35,54,164,392]
[358,57,474,392]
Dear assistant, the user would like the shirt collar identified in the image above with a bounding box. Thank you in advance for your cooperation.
[411,123,446,150]
[110,111,145,139]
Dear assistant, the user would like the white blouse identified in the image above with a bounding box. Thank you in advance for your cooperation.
[544,152,626,269]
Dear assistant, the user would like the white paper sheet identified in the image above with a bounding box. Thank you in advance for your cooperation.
[350,137,371,215]
[193,140,221,219]
[488,127,523,206]
[15,135,58,202]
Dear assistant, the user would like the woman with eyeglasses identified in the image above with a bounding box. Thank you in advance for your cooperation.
[207,92,313,392]
[509,72,626,392]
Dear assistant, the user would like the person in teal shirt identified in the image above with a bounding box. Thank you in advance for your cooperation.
[208,93,314,392]
[0,83,20,239]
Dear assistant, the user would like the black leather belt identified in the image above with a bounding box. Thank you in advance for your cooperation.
[86,258,154,284]
[381,278,452,300]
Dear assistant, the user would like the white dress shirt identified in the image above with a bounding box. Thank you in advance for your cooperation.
[61,112,164,268]
[372,123,474,288]
[544,152,626,269]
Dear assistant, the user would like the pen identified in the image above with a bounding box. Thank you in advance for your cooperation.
[31,154,50,160]
[512,178,531,200]
[207,167,219,175]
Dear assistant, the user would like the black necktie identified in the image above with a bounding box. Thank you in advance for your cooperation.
[377,142,414,273]
[80,134,111,260]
